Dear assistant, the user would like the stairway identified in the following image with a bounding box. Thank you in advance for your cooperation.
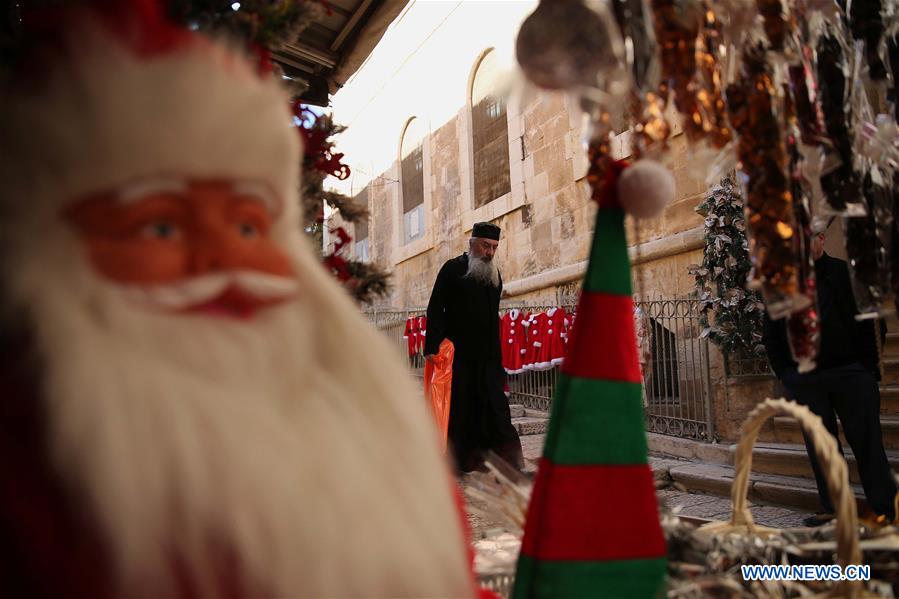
[661,315,899,513]
[509,404,549,436]
[769,315,899,450]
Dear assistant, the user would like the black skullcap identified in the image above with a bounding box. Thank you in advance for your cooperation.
[472,222,501,241]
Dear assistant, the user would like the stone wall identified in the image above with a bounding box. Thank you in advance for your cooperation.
[327,89,714,310]
[324,87,777,443]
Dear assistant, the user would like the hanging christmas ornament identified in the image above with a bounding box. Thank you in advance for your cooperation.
[515,0,629,97]
[892,171,899,317]
[725,45,807,319]
[756,0,787,51]
[610,0,659,91]
[787,56,829,147]
[784,118,820,372]
[514,149,667,599]
[890,31,899,121]
[611,0,671,157]
[692,3,732,148]
[649,0,702,125]
[844,168,894,317]
[847,0,887,80]
[710,0,760,51]
[858,116,899,172]
[631,90,672,154]
[787,285,820,372]
[644,0,731,155]
[816,31,866,215]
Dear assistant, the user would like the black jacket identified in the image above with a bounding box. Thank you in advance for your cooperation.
[424,253,503,362]
[423,254,520,471]
[762,253,884,379]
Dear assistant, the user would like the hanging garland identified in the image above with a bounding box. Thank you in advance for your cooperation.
[176,3,392,304]
[689,177,766,359]
[292,104,392,304]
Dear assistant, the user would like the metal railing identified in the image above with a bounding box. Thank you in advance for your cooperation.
[498,301,575,413]
[364,297,715,442]
[365,309,427,381]
[639,298,715,442]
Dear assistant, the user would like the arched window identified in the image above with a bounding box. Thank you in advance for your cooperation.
[353,185,370,262]
[399,117,425,245]
[470,49,511,208]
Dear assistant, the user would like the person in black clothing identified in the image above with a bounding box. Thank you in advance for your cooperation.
[762,217,896,526]
[424,222,524,473]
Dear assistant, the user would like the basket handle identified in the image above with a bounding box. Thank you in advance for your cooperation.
[730,398,862,596]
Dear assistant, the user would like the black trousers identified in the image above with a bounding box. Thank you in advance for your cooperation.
[782,362,897,517]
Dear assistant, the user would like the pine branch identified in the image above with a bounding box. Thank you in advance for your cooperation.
[324,191,368,222]
[344,260,392,304]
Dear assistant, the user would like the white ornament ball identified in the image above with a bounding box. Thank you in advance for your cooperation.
[616,159,676,219]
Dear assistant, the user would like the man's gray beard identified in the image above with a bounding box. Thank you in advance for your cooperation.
[466,254,500,287]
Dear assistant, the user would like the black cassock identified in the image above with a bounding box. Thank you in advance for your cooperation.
[424,253,523,472]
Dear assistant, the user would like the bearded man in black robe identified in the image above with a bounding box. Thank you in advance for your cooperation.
[424,222,524,473]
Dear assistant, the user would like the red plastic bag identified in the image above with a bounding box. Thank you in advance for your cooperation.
[424,339,454,452]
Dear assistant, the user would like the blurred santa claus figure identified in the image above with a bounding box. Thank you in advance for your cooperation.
[0,3,474,597]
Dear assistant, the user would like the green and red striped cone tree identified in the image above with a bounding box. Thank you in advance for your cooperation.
[514,158,667,598]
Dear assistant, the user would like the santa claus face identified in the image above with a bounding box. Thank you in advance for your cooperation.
[64,179,298,319]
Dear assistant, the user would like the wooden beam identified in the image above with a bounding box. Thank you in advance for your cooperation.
[330,0,374,52]
[282,42,338,69]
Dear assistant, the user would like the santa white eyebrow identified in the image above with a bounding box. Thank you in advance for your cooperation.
[232,181,280,214]
[116,178,188,204]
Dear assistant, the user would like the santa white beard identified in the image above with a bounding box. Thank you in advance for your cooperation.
[1,215,472,597]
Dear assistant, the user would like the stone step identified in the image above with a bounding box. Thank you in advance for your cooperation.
[667,462,865,513]
[512,417,548,436]
[648,432,898,490]
[524,408,549,419]
[885,313,899,329]
[509,404,525,418]
[772,415,899,450]
[880,385,899,415]
[748,441,899,485]
[884,332,899,355]
[883,358,899,386]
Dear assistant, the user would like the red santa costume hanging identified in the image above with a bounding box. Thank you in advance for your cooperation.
[404,316,420,357]
[562,306,575,356]
[416,314,428,355]
[546,307,569,366]
[0,4,477,597]
[500,308,529,374]
[522,311,540,370]
[527,307,568,370]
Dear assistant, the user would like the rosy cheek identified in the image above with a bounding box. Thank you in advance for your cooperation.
[84,238,190,284]
[242,240,294,277]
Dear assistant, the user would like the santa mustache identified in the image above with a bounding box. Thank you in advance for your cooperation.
[120,270,299,310]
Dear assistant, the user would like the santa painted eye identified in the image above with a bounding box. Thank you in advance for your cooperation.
[141,221,180,240]
[238,222,259,238]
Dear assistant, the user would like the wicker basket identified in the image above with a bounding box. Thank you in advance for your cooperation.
[697,397,868,598]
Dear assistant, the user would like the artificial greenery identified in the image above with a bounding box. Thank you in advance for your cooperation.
[688,177,766,357]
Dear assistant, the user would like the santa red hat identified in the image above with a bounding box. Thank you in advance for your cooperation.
[1,2,299,222]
